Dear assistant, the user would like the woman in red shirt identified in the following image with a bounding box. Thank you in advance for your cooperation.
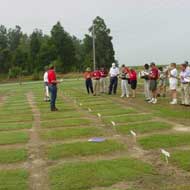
[83,67,93,94]
[129,69,137,98]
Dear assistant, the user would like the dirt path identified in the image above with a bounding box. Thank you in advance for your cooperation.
[27,92,49,190]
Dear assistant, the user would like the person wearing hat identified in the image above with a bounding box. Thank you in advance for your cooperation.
[83,67,94,94]
[48,64,60,111]
[43,66,50,102]
[108,63,120,95]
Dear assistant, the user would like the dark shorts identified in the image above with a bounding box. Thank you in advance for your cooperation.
[131,80,137,89]
[150,80,157,91]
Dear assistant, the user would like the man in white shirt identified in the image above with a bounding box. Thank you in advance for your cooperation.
[43,66,50,102]
[180,63,190,106]
[108,63,120,95]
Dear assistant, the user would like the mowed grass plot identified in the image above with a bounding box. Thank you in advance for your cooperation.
[46,140,125,160]
[0,131,29,145]
[41,118,92,128]
[0,169,28,190]
[41,127,104,140]
[116,121,173,134]
[49,157,155,190]
[92,107,137,116]
[139,133,190,149]
[0,148,27,163]
[0,122,32,131]
[41,111,83,120]
[171,150,190,171]
[103,114,152,124]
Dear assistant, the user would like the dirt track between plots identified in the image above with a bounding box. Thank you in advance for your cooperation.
[27,92,49,190]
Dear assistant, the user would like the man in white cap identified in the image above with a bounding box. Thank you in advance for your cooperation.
[108,63,120,95]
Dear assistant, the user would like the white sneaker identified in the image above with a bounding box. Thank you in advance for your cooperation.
[170,100,177,105]
[120,95,125,98]
[148,98,154,103]
[152,99,157,104]
[126,95,129,98]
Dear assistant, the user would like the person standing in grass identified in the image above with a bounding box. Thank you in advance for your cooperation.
[43,66,50,102]
[179,63,190,106]
[48,65,60,111]
[120,65,130,98]
[100,67,108,93]
[108,63,120,95]
[157,67,167,97]
[129,68,137,98]
[140,64,151,101]
[168,63,178,105]
[92,68,101,96]
[148,62,159,104]
[83,67,94,95]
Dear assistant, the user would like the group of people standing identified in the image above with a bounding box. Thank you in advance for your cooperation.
[140,61,190,106]
[83,61,190,106]
[83,63,137,98]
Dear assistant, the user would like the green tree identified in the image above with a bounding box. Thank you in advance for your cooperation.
[29,29,43,72]
[51,22,76,73]
[88,16,115,69]
[8,25,22,51]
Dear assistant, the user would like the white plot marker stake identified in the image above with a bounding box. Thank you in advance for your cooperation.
[130,130,137,142]
[88,108,92,112]
[161,149,170,164]
[97,113,101,118]
[79,103,83,106]
[111,121,116,126]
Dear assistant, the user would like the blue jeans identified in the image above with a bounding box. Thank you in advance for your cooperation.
[109,77,118,94]
[49,85,57,110]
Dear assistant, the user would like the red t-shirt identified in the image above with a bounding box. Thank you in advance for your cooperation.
[48,69,56,84]
[100,70,108,77]
[129,70,137,81]
[92,70,101,79]
[150,67,159,80]
[83,71,92,79]
[124,67,130,74]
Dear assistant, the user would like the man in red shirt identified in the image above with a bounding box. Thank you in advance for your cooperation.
[92,69,101,96]
[148,62,159,104]
[48,65,60,111]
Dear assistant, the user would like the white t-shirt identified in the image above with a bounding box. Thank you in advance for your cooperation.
[43,71,48,83]
[169,68,178,84]
[109,67,119,77]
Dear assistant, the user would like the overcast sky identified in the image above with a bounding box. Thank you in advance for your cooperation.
[0,0,189,66]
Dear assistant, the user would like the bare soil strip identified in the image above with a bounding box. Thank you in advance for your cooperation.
[27,92,49,190]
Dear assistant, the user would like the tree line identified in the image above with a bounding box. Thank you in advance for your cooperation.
[0,16,115,78]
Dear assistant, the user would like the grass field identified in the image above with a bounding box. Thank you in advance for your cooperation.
[0,79,190,190]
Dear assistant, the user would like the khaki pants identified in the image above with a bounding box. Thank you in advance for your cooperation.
[93,79,100,95]
[181,83,190,105]
[121,80,129,96]
[100,77,107,93]
[144,80,151,99]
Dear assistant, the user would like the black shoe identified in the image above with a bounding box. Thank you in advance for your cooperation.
[51,108,58,111]
[157,94,160,97]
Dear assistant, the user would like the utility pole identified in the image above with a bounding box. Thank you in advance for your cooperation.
[92,23,96,71]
